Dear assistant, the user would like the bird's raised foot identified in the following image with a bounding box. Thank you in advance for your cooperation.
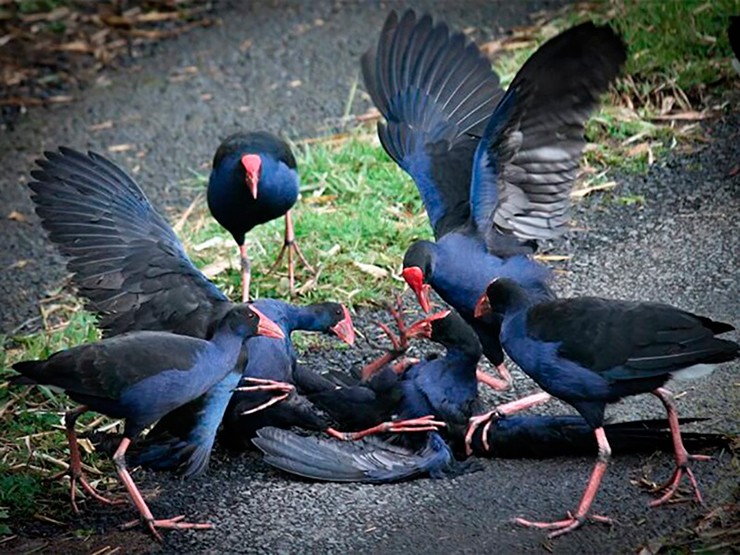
[121,514,213,542]
[515,511,613,538]
[233,378,295,415]
[464,410,502,456]
[649,456,709,507]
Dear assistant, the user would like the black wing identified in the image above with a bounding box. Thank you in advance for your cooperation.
[362,10,503,238]
[527,297,738,379]
[29,148,230,337]
[469,22,626,248]
[253,427,457,483]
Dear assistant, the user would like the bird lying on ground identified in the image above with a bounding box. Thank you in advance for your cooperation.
[362,11,626,386]
[11,304,284,541]
[131,298,354,476]
[208,132,315,301]
[471,278,738,537]
[253,416,728,484]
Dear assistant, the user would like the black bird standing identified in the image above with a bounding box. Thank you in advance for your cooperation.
[208,132,315,301]
[472,278,738,537]
[11,304,284,541]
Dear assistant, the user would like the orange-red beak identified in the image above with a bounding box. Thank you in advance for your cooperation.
[473,291,492,319]
[250,306,285,339]
[241,154,261,199]
[406,309,451,339]
[402,266,431,313]
[331,305,356,346]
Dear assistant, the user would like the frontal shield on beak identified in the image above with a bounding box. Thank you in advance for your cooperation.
[474,291,493,319]
[402,266,432,313]
[331,305,356,346]
[249,306,285,339]
[241,154,261,199]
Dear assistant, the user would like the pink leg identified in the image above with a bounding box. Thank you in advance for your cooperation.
[326,415,446,441]
[516,427,614,538]
[268,210,316,294]
[649,388,710,507]
[465,392,552,455]
[52,406,123,513]
[476,362,512,392]
[239,243,250,303]
[113,438,213,542]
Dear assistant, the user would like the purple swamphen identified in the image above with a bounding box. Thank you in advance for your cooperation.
[208,131,315,301]
[362,11,625,386]
[472,278,738,537]
[11,304,284,541]
[131,298,354,476]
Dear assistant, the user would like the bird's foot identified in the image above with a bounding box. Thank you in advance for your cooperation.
[515,511,613,538]
[268,211,316,295]
[326,415,446,441]
[233,378,295,415]
[476,362,512,392]
[121,514,213,542]
[360,297,414,380]
[649,453,710,507]
[48,467,124,513]
[464,410,502,456]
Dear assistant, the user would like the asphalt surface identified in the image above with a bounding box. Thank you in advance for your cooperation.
[2,1,738,554]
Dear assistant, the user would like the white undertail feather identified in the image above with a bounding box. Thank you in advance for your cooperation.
[670,364,716,381]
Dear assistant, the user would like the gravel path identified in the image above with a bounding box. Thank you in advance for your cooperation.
[2,1,738,554]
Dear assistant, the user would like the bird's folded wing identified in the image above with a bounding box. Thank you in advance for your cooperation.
[469,22,626,251]
[30,148,229,337]
[362,10,503,238]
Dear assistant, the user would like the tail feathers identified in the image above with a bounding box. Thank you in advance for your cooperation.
[130,435,213,479]
[470,415,729,459]
[253,428,465,483]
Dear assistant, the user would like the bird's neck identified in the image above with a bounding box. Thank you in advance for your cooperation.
[288,306,328,334]
[432,234,553,316]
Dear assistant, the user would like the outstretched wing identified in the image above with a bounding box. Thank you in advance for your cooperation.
[469,22,626,251]
[29,148,230,337]
[362,10,503,238]
[253,427,457,483]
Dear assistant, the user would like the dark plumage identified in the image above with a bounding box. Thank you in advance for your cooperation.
[208,132,314,301]
[473,278,738,537]
[130,298,355,476]
[362,11,626,375]
[11,304,283,541]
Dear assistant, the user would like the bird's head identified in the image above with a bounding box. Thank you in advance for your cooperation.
[220,304,285,340]
[402,241,436,313]
[241,154,262,199]
[474,278,527,319]
[307,302,356,346]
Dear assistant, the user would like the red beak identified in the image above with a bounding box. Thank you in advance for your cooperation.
[241,154,261,199]
[331,305,356,346]
[473,291,492,319]
[407,309,451,339]
[402,266,431,313]
[250,306,285,339]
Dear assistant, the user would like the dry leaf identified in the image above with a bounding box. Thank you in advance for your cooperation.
[651,111,708,122]
[240,39,253,52]
[571,181,617,199]
[534,254,572,262]
[353,262,388,279]
[107,143,135,153]
[192,237,226,252]
[627,143,650,157]
[89,120,113,131]
[288,79,302,88]
[7,210,28,222]
[78,438,96,454]
[201,259,231,279]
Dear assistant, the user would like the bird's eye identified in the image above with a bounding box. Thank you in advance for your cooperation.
[336,309,342,315]
[248,312,255,319]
